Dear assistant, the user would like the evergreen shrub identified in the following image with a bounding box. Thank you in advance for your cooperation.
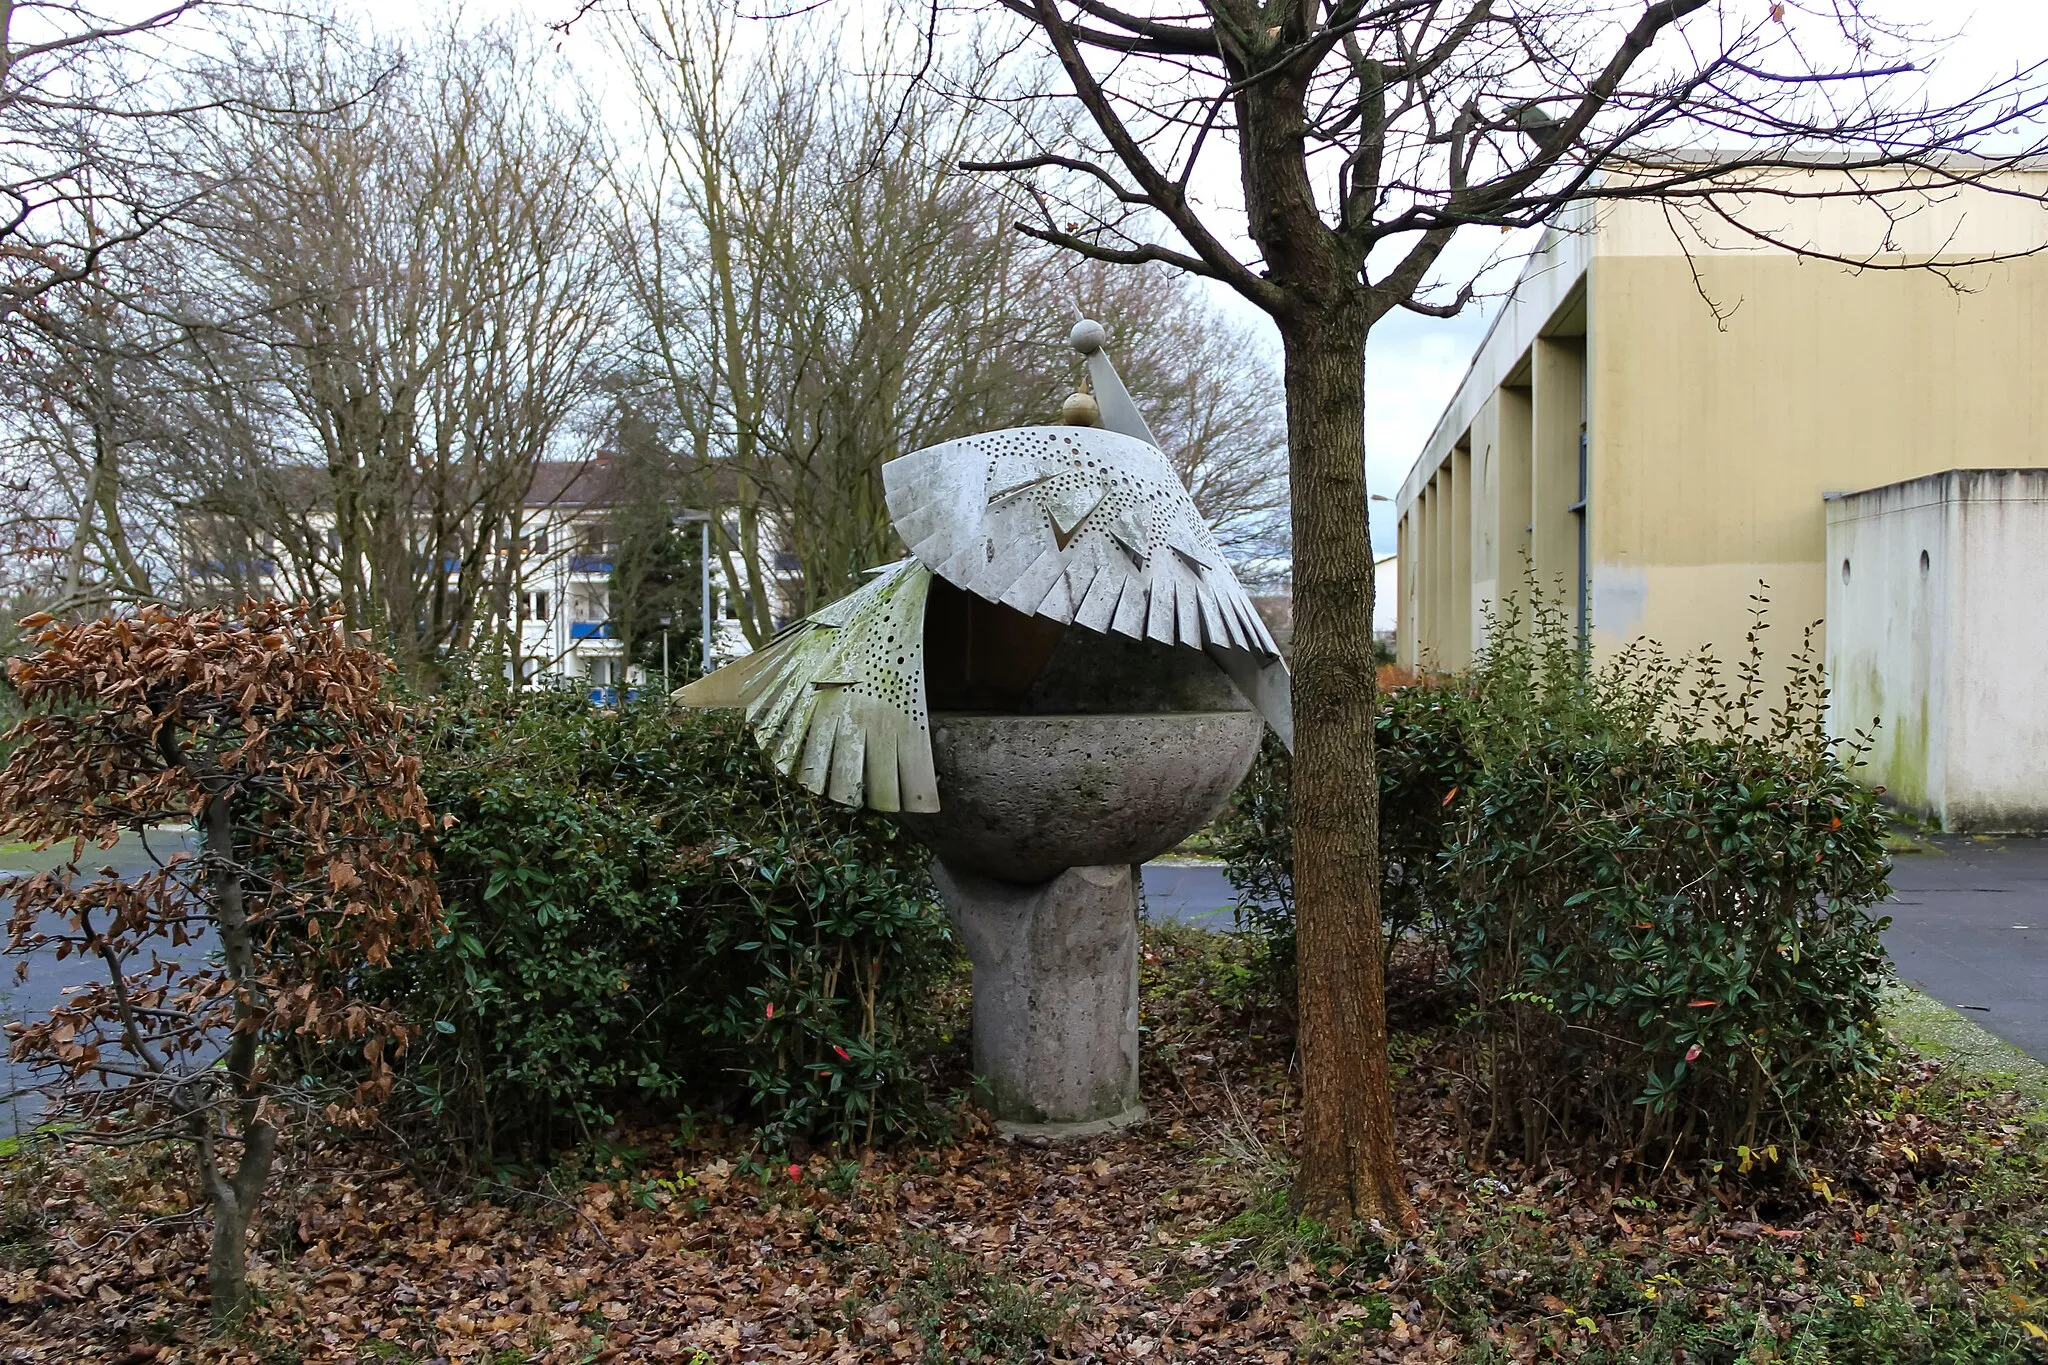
[1220,594,1894,1163]
[1213,676,1472,1005]
[368,679,952,1162]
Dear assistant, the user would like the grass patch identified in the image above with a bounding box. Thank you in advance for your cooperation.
[1409,1051,2048,1363]
[1165,822,1225,860]
[1212,1186,1383,1275]
[1884,983,2048,1108]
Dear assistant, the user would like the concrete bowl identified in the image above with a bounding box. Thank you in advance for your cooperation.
[894,710,1265,884]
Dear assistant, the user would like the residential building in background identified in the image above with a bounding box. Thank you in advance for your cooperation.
[511,459,634,692]
[185,458,750,696]
[1394,160,2048,828]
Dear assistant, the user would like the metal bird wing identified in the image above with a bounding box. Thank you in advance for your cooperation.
[674,558,939,812]
[676,318,1292,812]
[882,425,1294,748]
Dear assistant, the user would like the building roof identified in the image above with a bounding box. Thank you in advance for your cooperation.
[1393,205,1594,516]
[525,458,626,509]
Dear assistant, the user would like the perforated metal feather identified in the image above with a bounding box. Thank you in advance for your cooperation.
[675,559,938,812]
[676,319,1294,812]
[884,427,1281,658]
[882,424,1293,746]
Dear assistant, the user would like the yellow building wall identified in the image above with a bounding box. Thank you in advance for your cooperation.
[1586,251,2048,672]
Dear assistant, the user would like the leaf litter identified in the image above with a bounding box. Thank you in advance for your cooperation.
[3,925,2046,1363]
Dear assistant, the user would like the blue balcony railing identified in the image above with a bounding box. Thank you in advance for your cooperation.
[569,621,614,641]
[569,553,614,574]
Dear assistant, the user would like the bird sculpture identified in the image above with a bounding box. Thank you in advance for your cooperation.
[677,318,1293,814]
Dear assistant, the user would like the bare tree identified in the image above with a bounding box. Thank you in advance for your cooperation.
[0,2,336,619]
[0,216,276,620]
[176,22,614,679]
[610,0,1293,634]
[0,268,167,615]
[968,0,2048,1226]
[0,1,216,322]
[610,4,1051,633]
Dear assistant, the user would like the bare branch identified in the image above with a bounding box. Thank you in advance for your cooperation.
[1018,0,1279,307]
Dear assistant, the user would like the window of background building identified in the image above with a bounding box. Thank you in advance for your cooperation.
[522,590,551,620]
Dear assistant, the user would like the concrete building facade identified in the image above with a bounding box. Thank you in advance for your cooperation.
[1393,164,2048,828]
[1825,469,2048,831]
[1395,163,2048,678]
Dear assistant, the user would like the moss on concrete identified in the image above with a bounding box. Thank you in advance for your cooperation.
[1883,982,2048,1108]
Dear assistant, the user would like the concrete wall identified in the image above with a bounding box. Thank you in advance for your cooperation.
[1372,554,1398,636]
[1396,166,2048,686]
[1827,469,2048,831]
[1586,248,2048,669]
[1823,478,1950,816]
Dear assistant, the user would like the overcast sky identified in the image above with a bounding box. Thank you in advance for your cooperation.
[352,0,2048,562]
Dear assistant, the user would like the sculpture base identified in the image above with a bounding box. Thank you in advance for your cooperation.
[995,1104,1147,1144]
[934,861,1141,1128]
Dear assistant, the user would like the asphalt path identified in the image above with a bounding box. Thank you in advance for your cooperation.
[1883,835,2048,1062]
[0,828,201,1135]
[1138,860,1247,930]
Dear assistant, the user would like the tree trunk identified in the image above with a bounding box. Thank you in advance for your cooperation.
[1279,299,1413,1232]
[204,1118,276,1331]
[195,786,278,1329]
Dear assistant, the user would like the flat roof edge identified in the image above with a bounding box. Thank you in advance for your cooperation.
[1393,209,1595,515]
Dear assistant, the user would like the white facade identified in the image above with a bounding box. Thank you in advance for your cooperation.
[1825,469,2048,832]
[509,509,629,692]
[184,458,741,698]
[1372,554,1398,638]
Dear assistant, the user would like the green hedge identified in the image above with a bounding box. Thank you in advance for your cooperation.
[1221,597,1894,1164]
[366,683,953,1162]
[1213,682,1471,1005]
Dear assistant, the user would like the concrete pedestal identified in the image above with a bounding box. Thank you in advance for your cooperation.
[933,860,1144,1136]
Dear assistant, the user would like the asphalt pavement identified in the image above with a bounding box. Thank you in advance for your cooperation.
[0,828,200,1134]
[1883,834,2048,1062]
[1138,860,1246,930]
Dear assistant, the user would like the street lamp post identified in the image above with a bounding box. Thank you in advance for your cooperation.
[700,517,713,675]
[671,509,715,679]
[658,613,674,693]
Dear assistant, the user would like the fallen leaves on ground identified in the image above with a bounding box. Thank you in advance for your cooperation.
[2,927,2045,1363]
